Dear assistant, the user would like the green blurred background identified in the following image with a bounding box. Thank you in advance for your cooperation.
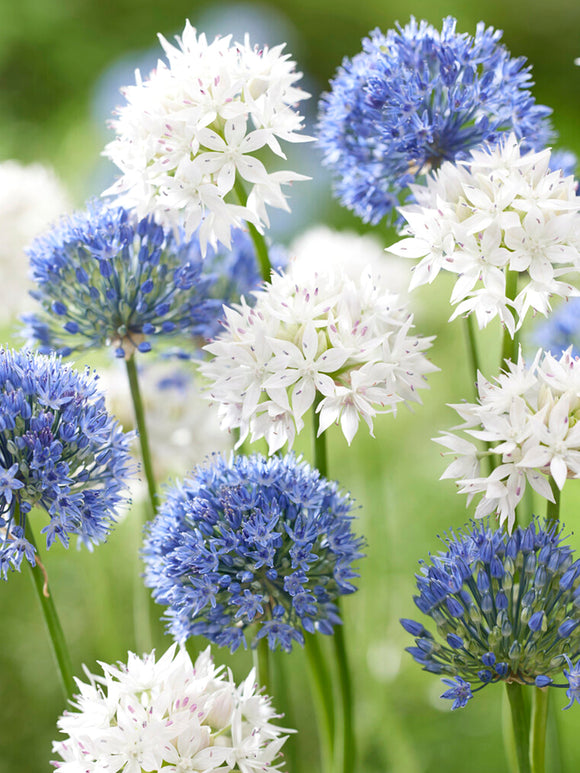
[1,0,580,771]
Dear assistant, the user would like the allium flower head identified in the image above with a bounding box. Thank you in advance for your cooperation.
[389,135,580,335]
[0,348,132,578]
[104,20,311,253]
[201,261,437,453]
[52,643,290,772]
[436,348,580,532]
[402,520,580,709]
[143,453,363,652]
[318,16,554,224]
[24,202,219,358]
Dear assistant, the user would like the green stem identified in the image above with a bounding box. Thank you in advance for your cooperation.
[125,356,157,651]
[506,682,531,773]
[501,270,519,367]
[312,396,328,478]
[463,315,482,398]
[547,696,563,773]
[253,637,271,697]
[546,479,561,526]
[503,688,519,773]
[530,687,549,773]
[333,615,355,773]
[311,398,354,773]
[462,317,497,476]
[24,510,76,699]
[125,355,157,518]
[304,634,334,773]
[232,177,272,282]
[271,652,298,773]
[132,500,154,653]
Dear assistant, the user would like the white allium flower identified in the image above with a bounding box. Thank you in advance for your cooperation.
[0,160,70,322]
[289,225,411,295]
[435,347,580,531]
[52,644,290,773]
[389,135,580,335]
[201,262,437,452]
[104,20,311,254]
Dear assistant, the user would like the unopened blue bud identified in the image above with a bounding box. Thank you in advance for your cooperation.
[401,618,429,637]
[560,565,580,591]
[446,596,464,618]
[558,619,579,638]
[52,301,67,315]
[490,556,504,578]
[447,633,464,649]
[528,611,545,633]
[99,260,113,278]
[477,570,490,592]
[496,662,509,678]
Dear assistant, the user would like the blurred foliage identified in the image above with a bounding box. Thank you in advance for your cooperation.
[1,1,580,772]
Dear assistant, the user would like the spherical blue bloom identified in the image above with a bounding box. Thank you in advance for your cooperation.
[0,348,133,578]
[143,453,363,652]
[401,520,580,708]
[534,301,580,358]
[23,202,222,358]
[318,16,554,225]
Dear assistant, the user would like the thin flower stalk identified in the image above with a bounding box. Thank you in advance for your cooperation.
[507,682,532,773]
[312,400,355,773]
[233,176,273,282]
[304,633,335,773]
[24,509,75,699]
[125,355,157,518]
[530,687,549,773]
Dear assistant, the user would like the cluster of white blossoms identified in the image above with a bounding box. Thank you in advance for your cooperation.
[201,263,437,452]
[52,644,289,773]
[436,347,580,531]
[104,20,311,253]
[0,160,70,322]
[389,135,580,335]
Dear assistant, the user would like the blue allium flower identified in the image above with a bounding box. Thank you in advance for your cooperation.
[440,677,473,710]
[0,348,133,578]
[401,520,580,708]
[318,16,554,224]
[534,300,580,357]
[143,453,363,651]
[23,202,221,358]
[563,655,580,708]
